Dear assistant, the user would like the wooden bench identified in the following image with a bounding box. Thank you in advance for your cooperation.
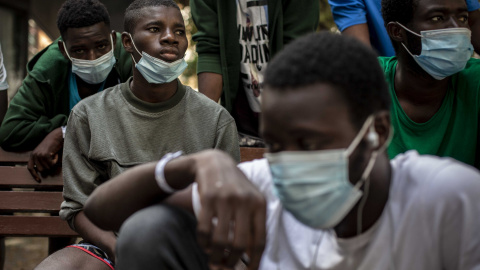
[0,148,77,237]
[0,147,265,238]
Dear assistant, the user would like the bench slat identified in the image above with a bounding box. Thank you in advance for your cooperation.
[0,167,63,188]
[240,147,265,162]
[0,191,63,213]
[0,148,30,163]
[0,216,77,237]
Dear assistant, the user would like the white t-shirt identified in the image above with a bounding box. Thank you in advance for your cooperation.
[0,43,8,91]
[194,150,480,269]
[236,0,269,113]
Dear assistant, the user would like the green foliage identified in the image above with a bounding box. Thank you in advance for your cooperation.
[319,0,337,31]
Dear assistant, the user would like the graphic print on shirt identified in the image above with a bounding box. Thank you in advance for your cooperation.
[237,0,269,113]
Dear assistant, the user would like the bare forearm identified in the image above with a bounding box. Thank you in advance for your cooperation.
[342,23,371,48]
[85,158,197,231]
[73,211,117,260]
[198,72,223,102]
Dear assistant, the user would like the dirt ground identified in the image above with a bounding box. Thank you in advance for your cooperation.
[3,237,48,270]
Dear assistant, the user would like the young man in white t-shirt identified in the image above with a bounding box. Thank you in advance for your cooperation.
[83,32,480,270]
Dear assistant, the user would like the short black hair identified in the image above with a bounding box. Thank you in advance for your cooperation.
[381,0,419,52]
[264,32,391,130]
[57,0,111,39]
[124,0,180,34]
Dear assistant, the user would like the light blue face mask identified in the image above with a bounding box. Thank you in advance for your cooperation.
[128,33,187,84]
[63,35,116,84]
[265,116,383,229]
[397,22,474,80]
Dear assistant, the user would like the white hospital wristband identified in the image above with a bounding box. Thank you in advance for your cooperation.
[155,151,183,193]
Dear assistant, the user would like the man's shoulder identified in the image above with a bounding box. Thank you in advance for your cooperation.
[391,151,480,204]
[377,56,396,71]
[459,57,480,79]
[184,85,233,120]
[27,38,69,83]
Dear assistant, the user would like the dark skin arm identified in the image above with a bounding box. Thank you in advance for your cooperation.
[85,150,266,270]
[342,23,372,48]
[73,211,117,263]
[198,72,223,103]
[28,127,63,182]
[469,9,480,53]
[0,90,7,124]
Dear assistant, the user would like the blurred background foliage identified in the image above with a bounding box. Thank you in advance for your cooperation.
[176,0,336,90]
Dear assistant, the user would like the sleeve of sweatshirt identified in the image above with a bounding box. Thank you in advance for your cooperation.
[191,0,222,75]
[0,75,67,151]
[60,107,107,230]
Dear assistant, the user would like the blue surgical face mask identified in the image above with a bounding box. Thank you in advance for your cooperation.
[128,33,187,84]
[265,116,386,229]
[63,35,116,84]
[397,22,473,80]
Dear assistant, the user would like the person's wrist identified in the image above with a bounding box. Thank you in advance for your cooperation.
[155,151,183,193]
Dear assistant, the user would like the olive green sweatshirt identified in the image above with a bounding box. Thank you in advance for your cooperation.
[60,78,240,228]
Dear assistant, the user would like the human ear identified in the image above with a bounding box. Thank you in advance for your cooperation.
[386,22,405,43]
[121,32,134,54]
[57,40,69,61]
[111,31,117,49]
[372,111,391,151]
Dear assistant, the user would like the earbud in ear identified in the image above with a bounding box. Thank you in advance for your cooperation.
[367,126,379,148]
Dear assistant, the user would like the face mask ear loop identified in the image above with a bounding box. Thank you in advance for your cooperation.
[62,41,73,62]
[128,33,143,65]
[395,22,423,57]
[355,124,393,236]
[346,115,375,157]
[395,22,422,38]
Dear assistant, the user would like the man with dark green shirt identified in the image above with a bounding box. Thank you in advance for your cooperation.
[380,0,480,168]
[0,0,132,181]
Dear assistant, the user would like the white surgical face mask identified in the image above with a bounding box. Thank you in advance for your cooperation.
[128,33,187,84]
[63,34,116,84]
[265,115,385,229]
[397,22,473,80]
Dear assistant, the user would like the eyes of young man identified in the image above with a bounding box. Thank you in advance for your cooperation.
[70,41,111,57]
[265,138,332,153]
[429,14,468,23]
[147,26,185,36]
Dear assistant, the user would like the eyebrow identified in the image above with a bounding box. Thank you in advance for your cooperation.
[145,21,185,28]
[424,6,468,14]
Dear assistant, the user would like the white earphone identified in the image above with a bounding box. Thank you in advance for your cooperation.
[367,125,379,148]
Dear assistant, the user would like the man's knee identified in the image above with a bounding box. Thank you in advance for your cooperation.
[116,204,203,270]
[34,247,111,270]
[118,204,196,252]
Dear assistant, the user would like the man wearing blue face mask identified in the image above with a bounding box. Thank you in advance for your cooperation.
[82,32,480,270]
[380,0,480,169]
[0,0,132,182]
[34,0,239,269]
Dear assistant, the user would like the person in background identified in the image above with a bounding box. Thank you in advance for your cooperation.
[83,32,480,270]
[0,43,8,124]
[381,0,480,168]
[329,0,480,56]
[0,0,132,182]
[34,1,239,269]
[191,0,319,146]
